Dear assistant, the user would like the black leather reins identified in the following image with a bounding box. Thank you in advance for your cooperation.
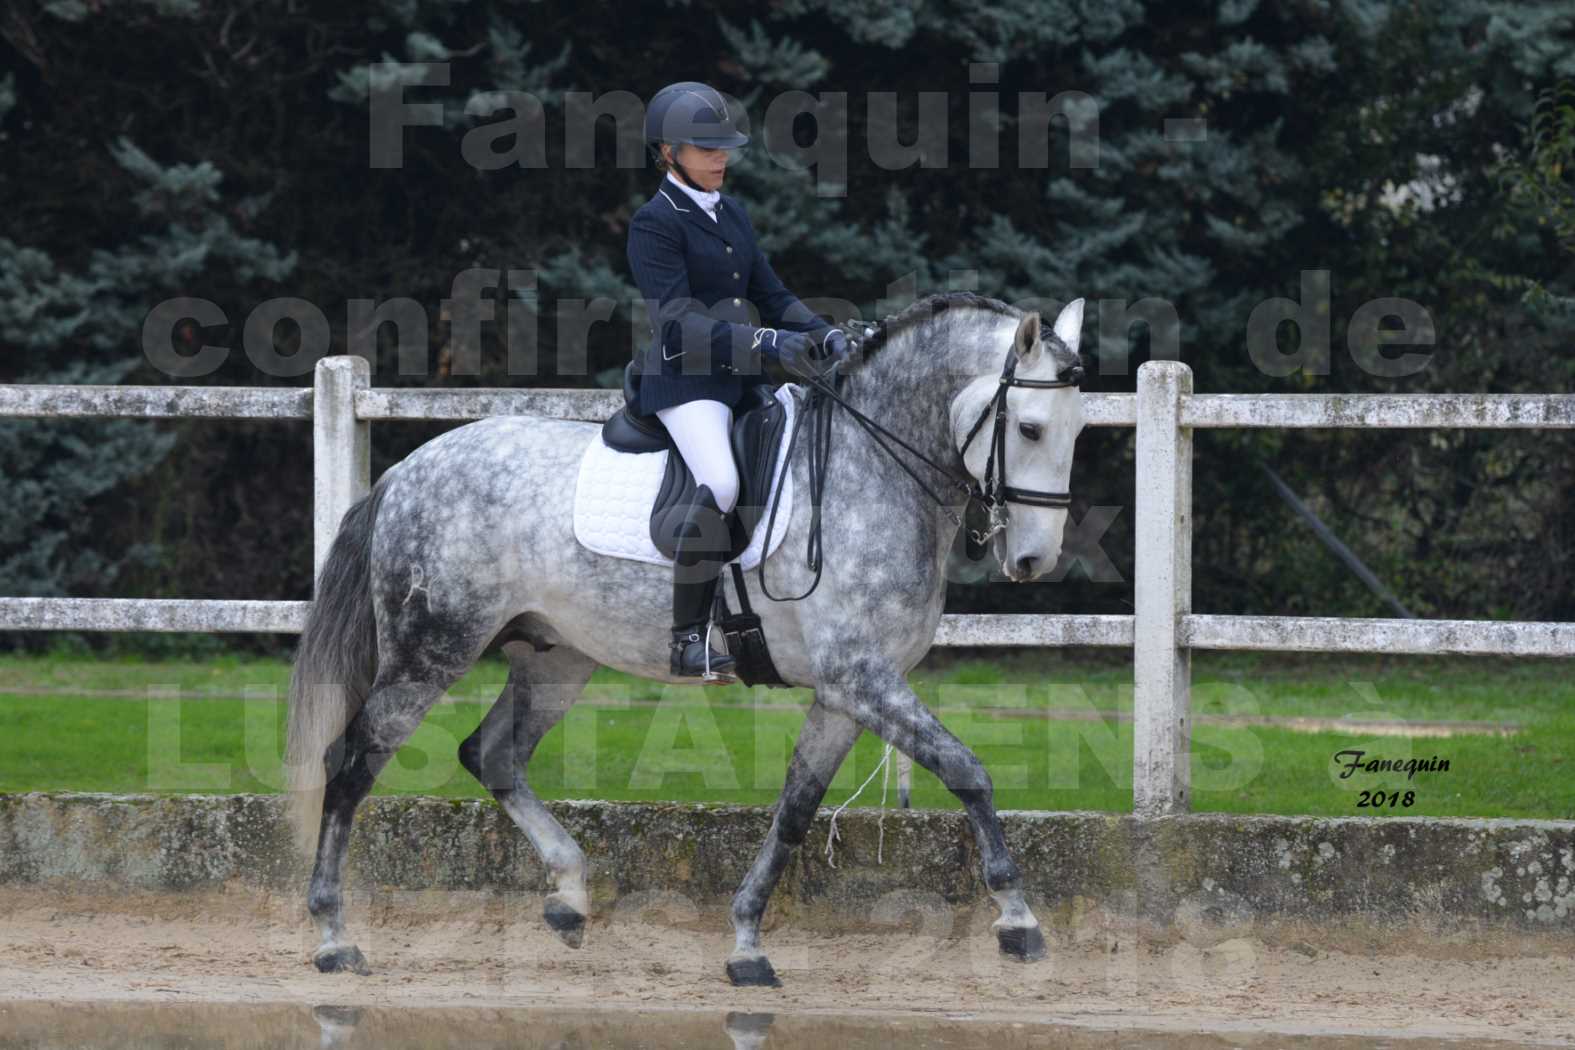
[756,321,1083,602]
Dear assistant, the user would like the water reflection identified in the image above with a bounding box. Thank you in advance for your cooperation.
[0,1001,1546,1049]
[311,1005,361,1049]
[723,1012,774,1050]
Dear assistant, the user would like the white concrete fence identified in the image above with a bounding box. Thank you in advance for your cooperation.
[2,356,1572,815]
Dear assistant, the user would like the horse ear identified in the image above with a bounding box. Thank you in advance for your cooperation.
[1052,298,1085,354]
[1013,311,1042,362]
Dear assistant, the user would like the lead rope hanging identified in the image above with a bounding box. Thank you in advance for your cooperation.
[823,740,896,869]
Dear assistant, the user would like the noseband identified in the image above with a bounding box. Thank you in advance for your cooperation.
[957,346,1082,547]
[756,319,1083,601]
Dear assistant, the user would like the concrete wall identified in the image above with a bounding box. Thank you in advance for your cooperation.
[1,793,1570,940]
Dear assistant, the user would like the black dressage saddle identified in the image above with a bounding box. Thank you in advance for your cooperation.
[599,361,794,688]
[601,361,792,563]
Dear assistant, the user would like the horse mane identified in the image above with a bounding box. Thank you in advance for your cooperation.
[853,291,1022,362]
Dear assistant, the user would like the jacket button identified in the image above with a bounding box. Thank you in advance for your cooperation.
[725,245,733,253]
[732,297,741,306]
[732,272,740,279]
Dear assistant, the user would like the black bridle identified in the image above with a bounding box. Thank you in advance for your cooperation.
[757,320,1083,601]
[956,342,1083,549]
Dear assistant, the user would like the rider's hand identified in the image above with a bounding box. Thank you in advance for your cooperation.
[818,328,852,367]
[775,330,828,380]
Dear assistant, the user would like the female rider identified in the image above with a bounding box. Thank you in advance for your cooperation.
[627,81,850,681]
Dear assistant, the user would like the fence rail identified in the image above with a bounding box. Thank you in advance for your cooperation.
[0,598,310,634]
[1183,392,1575,429]
[3,357,1572,816]
[0,384,310,419]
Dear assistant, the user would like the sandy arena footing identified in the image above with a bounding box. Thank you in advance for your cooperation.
[0,885,1570,1046]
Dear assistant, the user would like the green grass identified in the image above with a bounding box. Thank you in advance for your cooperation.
[0,650,1569,819]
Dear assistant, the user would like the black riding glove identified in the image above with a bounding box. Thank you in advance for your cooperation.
[819,328,852,368]
[751,328,818,380]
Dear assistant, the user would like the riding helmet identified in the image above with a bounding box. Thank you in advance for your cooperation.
[643,81,750,161]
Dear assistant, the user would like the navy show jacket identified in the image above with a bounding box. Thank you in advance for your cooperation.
[625,177,832,416]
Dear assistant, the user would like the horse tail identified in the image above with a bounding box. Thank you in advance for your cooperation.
[284,481,388,858]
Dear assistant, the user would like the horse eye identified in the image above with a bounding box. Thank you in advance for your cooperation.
[1018,421,1042,441]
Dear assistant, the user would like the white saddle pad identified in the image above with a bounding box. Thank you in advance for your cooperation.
[573,386,797,568]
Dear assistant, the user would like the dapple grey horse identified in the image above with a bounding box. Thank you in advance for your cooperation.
[284,291,1088,986]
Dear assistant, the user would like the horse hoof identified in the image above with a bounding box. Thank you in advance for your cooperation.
[313,944,371,975]
[543,898,586,949]
[725,955,781,987]
[996,924,1047,962]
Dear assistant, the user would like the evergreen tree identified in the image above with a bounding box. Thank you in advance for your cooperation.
[0,137,292,603]
[2,0,1573,649]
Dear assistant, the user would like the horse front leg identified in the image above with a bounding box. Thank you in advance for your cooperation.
[727,696,861,986]
[823,660,1046,962]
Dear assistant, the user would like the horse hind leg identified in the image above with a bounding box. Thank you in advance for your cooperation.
[306,587,510,975]
[458,640,599,947]
[306,664,465,975]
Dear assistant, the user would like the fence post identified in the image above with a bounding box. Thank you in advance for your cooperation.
[313,356,371,590]
[1133,360,1193,817]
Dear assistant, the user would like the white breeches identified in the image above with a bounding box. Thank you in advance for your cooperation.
[655,398,740,513]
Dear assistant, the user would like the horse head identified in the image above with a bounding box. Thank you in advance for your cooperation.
[949,298,1087,582]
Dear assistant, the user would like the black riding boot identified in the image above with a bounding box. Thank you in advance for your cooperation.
[670,484,737,681]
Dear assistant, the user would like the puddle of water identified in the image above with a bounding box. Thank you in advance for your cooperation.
[0,1001,1548,1049]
